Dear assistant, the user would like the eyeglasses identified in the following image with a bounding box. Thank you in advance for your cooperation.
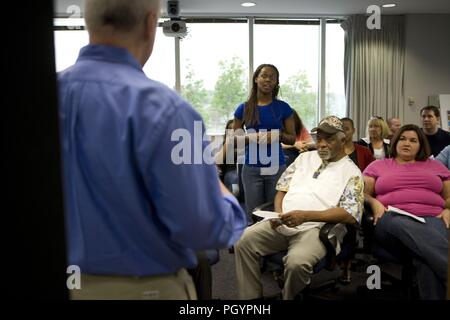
[370,116,384,120]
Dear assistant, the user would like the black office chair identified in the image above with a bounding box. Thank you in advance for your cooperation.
[358,202,417,299]
[188,250,220,300]
[254,202,358,299]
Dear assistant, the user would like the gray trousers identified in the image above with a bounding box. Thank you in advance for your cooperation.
[234,220,327,300]
[70,269,197,300]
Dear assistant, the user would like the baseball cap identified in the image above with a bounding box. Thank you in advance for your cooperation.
[311,116,344,134]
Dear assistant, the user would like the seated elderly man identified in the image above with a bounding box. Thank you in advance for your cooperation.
[234,116,364,300]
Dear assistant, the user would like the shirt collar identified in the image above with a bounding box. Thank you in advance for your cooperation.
[77,44,143,71]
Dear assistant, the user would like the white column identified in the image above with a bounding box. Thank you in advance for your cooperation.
[318,19,327,121]
[175,36,181,92]
[248,17,254,92]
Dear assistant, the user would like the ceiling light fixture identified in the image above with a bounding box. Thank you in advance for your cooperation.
[382,4,397,8]
[241,2,256,7]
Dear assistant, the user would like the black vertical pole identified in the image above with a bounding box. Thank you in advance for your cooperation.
[5,0,68,299]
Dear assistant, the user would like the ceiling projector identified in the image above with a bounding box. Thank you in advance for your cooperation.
[162,19,187,38]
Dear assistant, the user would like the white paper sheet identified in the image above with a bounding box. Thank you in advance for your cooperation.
[387,206,426,223]
[252,210,280,219]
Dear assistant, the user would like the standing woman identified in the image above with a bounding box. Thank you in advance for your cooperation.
[357,117,391,159]
[233,64,296,222]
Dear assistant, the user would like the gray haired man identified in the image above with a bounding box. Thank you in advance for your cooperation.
[235,116,364,300]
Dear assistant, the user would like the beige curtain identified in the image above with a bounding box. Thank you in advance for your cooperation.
[342,15,405,139]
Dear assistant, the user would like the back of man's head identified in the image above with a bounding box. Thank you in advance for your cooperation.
[387,117,399,125]
[85,0,159,33]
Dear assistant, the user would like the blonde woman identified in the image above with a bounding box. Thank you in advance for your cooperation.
[357,116,391,159]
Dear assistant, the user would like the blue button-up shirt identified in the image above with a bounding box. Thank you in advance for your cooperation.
[58,45,246,276]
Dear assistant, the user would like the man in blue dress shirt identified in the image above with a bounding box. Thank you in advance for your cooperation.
[58,0,246,299]
[436,145,450,169]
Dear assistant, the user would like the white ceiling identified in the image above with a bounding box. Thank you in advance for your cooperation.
[55,0,450,17]
[167,0,450,17]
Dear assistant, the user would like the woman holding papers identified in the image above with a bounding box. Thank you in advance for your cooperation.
[363,124,450,300]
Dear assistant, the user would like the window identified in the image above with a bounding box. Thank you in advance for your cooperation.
[179,21,249,135]
[254,20,320,131]
[54,22,175,89]
[143,22,175,88]
[54,29,88,72]
[53,18,347,134]
[325,22,346,118]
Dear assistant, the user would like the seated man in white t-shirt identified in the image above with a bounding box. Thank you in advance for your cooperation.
[234,116,364,300]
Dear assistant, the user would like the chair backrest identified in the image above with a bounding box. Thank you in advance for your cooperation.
[236,162,245,203]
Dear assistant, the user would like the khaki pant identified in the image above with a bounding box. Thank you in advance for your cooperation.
[235,220,327,300]
[70,268,197,300]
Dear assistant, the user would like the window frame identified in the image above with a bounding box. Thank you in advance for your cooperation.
[53,17,347,131]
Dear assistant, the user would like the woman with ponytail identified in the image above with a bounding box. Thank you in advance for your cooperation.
[233,64,296,223]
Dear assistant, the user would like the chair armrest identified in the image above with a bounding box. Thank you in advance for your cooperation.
[204,249,220,266]
[361,200,375,253]
[362,201,375,227]
[319,223,338,271]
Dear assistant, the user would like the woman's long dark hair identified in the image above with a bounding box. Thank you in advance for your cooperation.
[223,119,234,144]
[390,124,431,161]
[292,110,304,137]
[243,64,280,127]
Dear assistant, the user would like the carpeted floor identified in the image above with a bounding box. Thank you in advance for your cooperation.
[211,249,280,300]
[211,250,408,300]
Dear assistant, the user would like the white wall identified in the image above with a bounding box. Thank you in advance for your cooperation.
[403,14,450,126]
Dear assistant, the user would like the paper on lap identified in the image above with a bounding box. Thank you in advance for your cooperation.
[253,210,281,220]
[387,206,426,223]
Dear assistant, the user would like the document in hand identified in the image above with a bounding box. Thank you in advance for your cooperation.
[387,206,426,223]
[252,210,280,220]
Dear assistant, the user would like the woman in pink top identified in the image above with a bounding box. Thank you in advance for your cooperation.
[363,124,449,300]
